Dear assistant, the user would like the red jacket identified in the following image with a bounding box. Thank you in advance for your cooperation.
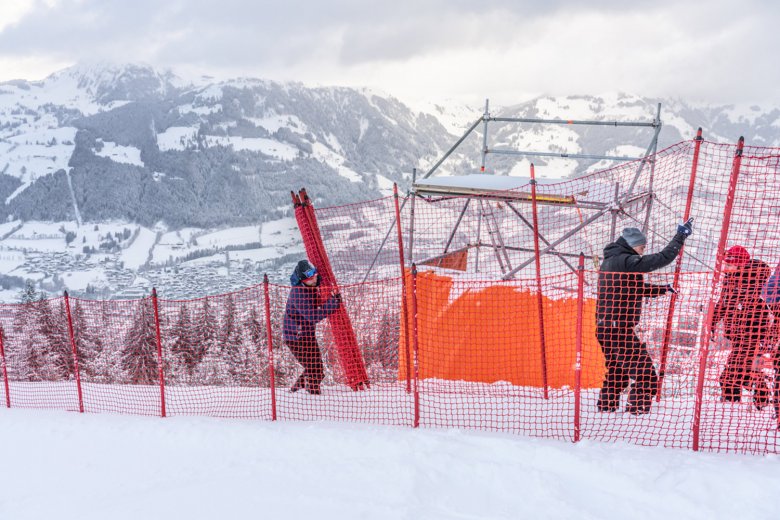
[711,259,772,343]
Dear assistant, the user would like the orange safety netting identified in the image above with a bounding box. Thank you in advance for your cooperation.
[399,269,603,388]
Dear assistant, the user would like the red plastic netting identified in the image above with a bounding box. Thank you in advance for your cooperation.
[0,138,778,456]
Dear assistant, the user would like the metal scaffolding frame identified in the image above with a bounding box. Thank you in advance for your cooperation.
[411,99,663,279]
[361,99,663,283]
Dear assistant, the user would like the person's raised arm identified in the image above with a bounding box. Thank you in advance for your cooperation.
[625,219,693,273]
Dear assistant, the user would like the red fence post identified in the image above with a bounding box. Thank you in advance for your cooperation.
[574,254,585,442]
[394,183,412,393]
[263,274,277,421]
[657,128,704,400]
[692,137,745,451]
[63,291,85,413]
[411,264,420,428]
[0,326,10,408]
[530,163,550,398]
[151,288,167,418]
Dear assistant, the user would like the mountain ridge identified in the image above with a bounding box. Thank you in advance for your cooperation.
[2,63,779,231]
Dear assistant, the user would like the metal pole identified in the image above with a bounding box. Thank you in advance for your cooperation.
[641,103,663,236]
[574,253,585,443]
[439,199,471,263]
[63,291,84,413]
[409,168,417,266]
[692,137,744,452]
[423,118,483,179]
[487,149,644,162]
[263,275,277,421]
[609,182,620,239]
[480,99,489,172]
[394,184,412,393]
[475,204,482,273]
[656,128,703,401]
[625,122,662,199]
[0,327,10,408]
[505,201,579,274]
[530,164,549,398]
[479,199,508,273]
[488,117,657,127]
[411,264,420,428]
[502,206,610,279]
[361,195,410,284]
[151,288,167,418]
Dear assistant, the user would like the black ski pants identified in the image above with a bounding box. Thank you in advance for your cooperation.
[286,338,324,392]
[719,340,761,402]
[596,325,658,413]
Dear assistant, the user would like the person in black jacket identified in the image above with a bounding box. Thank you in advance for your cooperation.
[282,260,341,395]
[711,245,772,409]
[596,220,693,415]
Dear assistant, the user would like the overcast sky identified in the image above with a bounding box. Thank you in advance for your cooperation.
[1,0,778,107]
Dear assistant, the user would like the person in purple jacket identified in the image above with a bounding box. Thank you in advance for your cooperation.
[283,260,341,394]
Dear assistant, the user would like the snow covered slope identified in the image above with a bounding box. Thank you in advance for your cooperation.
[0,409,778,520]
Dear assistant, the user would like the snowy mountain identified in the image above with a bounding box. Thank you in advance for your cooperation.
[2,63,779,228]
[1,63,779,300]
[0,63,452,229]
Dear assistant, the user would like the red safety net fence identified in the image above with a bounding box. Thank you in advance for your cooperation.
[0,136,779,455]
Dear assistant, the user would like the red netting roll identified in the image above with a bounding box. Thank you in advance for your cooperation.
[293,189,369,390]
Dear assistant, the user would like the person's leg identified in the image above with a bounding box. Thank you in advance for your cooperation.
[597,328,630,412]
[304,338,325,394]
[286,340,309,392]
[739,341,770,410]
[625,333,658,415]
[752,371,770,410]
[720,343,746,402]
[774,348,780,422]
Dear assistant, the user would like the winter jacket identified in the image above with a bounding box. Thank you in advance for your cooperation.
[711,259,772,343]
[283,282,341,343]
[596,233,686,329]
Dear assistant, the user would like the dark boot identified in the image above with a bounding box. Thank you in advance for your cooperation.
[626,403,650,415]
[626,386,652,415]
[596,396,618,413]
[753,375,770,411]
[720,385,741,403]
[290,374,307,393]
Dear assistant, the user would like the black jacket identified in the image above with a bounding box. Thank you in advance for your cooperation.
[596,233,686,329]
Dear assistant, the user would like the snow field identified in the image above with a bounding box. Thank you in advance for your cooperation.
[0,407,779,520]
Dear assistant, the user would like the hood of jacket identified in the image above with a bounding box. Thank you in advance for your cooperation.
[603,237,637,259]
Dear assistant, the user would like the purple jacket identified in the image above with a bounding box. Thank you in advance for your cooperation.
[283,283,340,343]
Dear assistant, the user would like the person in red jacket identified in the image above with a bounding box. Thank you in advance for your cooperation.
[711,245,772,409]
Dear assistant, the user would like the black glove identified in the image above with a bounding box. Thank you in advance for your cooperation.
[677,217,694,238]
[332,292,342,305]
[666,284,678,295]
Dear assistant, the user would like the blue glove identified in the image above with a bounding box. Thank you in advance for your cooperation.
[677,217,694,237]
[666,284,678,295]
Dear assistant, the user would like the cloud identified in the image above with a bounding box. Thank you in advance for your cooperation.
[0,0,778,106]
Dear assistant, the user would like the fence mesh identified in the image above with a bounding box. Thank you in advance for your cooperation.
[1,138,779,455]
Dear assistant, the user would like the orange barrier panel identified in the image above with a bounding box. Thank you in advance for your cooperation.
[400,269,605,388]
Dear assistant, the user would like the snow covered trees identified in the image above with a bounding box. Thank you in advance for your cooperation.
[0,286,319,390]
[121,299,159,385]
